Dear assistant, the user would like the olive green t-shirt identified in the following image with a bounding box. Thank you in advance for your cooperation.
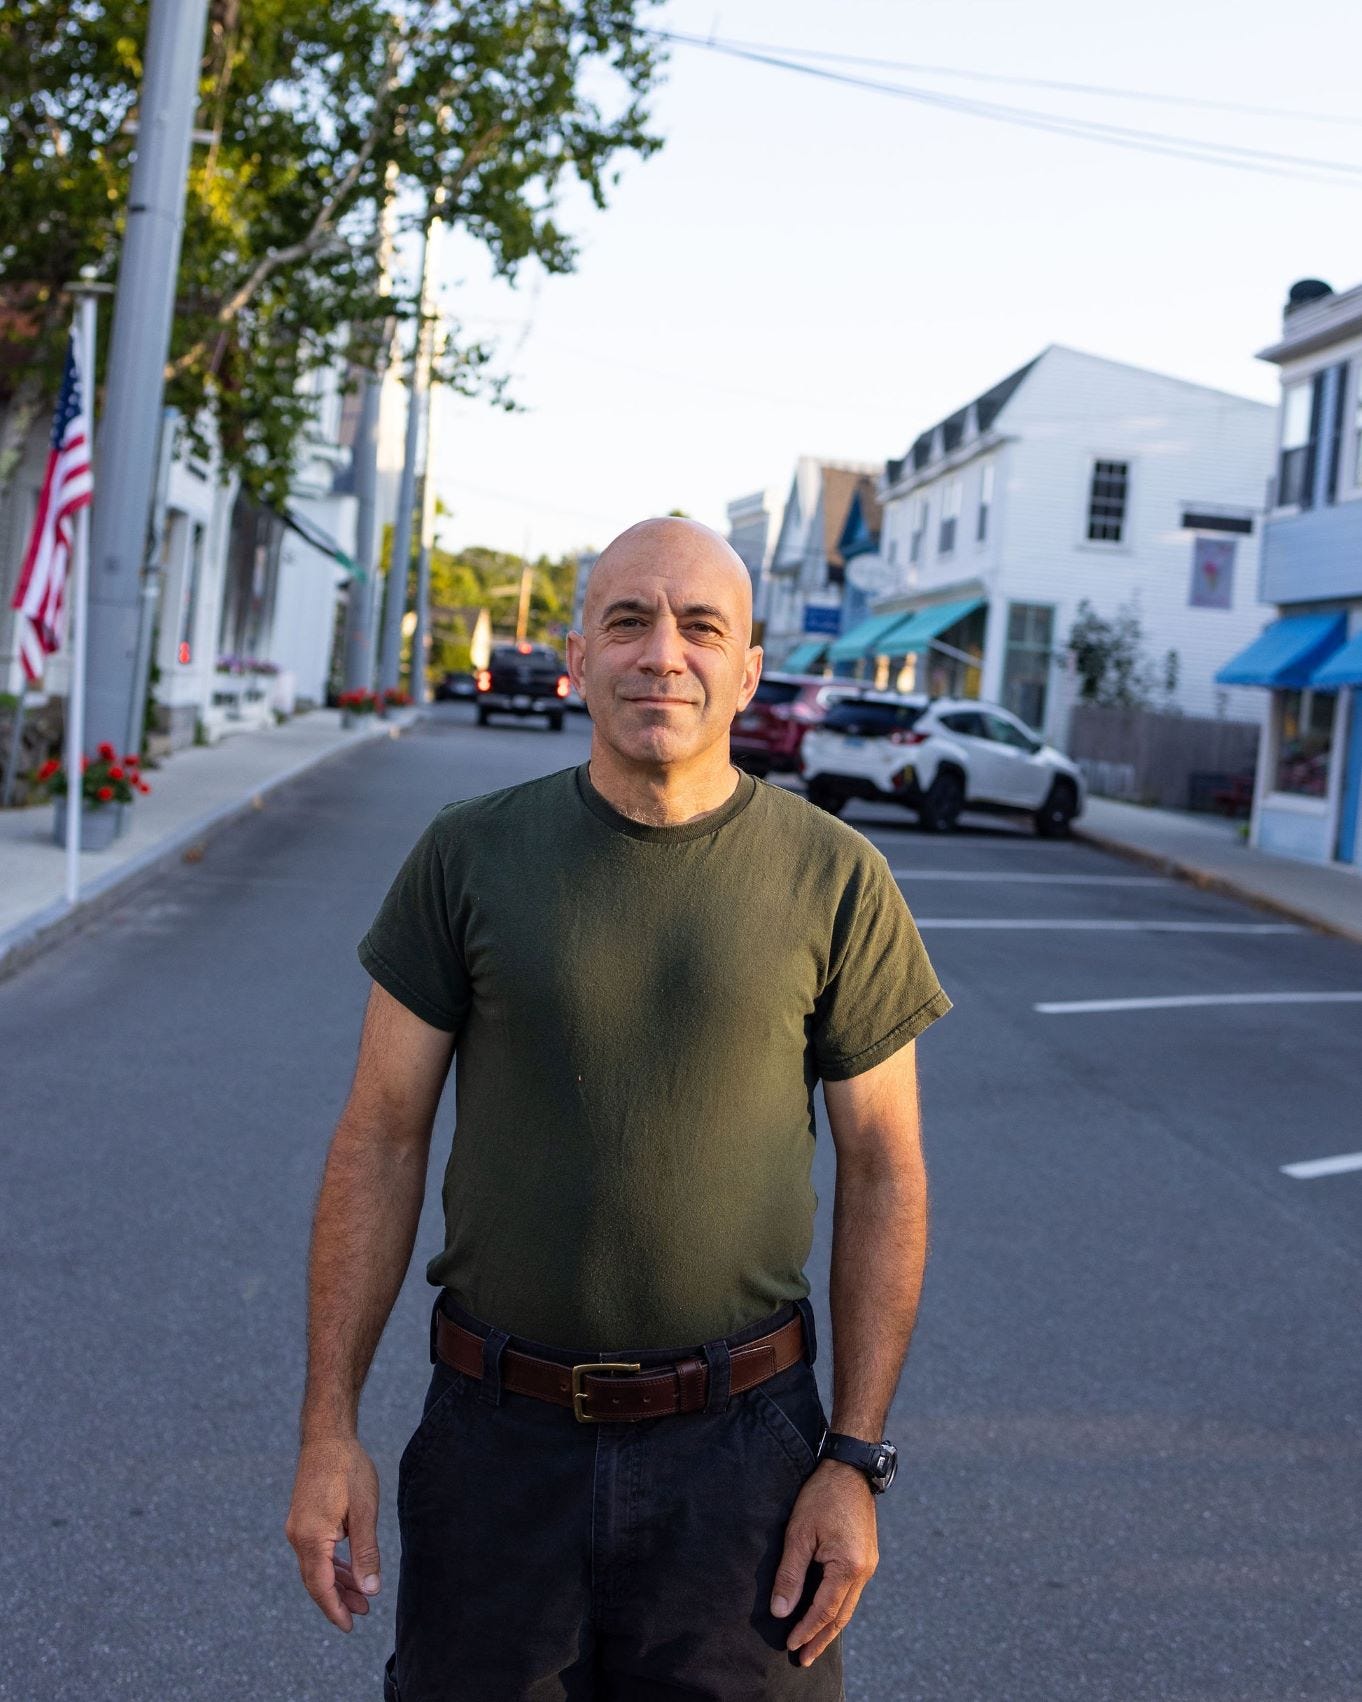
[358,764,950,1350]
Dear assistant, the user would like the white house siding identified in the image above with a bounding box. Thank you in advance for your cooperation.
[879,347,1276,745]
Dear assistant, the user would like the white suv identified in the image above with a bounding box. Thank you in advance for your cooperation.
[798,692,1085,836]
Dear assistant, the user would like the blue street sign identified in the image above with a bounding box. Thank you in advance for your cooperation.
[802,603,842,636]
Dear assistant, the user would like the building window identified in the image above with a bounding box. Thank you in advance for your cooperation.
[1086,460,1129,543]
[1001,602,1054,731]
[1278,377,1321,508]
[177,521,205,666]
[939,479,961,555]
[887,538,898,566]
[909,497,928,563]
[977,462,994,543]
[1274,687,1334,797]
[1354,362,1362,488]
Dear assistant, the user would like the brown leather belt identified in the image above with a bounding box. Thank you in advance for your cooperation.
[435,1310,806,1424]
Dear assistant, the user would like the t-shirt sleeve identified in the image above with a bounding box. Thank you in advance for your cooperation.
[357,813,470,1034]
[812,851,951,1081]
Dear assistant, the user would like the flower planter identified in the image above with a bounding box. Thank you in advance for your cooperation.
[52,798,118,851]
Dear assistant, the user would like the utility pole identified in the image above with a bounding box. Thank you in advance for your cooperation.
[411,434,437,705]
[83,0,211,756]
[514,561,534,644]
[377,203,439,695]
[340,174,398,695]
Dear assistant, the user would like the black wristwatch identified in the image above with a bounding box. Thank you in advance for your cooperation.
[818,1432,898,1493]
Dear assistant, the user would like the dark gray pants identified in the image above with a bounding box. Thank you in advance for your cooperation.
[383,1295,846,1701]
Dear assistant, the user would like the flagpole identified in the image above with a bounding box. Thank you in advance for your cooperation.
[64,279,102,905]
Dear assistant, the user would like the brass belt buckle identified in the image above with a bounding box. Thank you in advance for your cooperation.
[572,1361,642,1423]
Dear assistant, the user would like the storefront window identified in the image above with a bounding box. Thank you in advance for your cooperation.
[1274,688,1335,797]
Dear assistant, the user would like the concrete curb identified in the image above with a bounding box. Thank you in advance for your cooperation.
[0,714,423,985]
[1071,823,1362,947]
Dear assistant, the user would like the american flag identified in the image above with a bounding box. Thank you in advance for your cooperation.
[10,333,94,684]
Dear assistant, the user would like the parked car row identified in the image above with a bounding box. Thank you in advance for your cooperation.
[733,671,1084,836]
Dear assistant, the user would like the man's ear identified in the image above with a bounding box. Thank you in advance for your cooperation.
[566,629,586,695]
[736,644,763,713]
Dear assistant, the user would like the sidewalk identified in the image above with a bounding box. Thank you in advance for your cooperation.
[1074,795,1362,945]
[0,708,417,980]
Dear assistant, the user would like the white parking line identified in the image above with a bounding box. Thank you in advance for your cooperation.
[1280,1152,1362,1180]
[917,919,1302,933]
[891,872,1171,885]
[1035,992,1362,1014]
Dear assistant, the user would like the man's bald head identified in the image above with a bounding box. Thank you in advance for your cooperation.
[567,515,763,781]
[584,517,754,642]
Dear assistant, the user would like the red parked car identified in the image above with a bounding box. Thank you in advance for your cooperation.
[730,673,852,776]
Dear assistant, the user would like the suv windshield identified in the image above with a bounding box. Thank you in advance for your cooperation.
[753,679,802,706]
[822,700,924,737]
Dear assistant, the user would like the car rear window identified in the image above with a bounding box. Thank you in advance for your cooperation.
[821,700,924,736]
[753,679,802,706]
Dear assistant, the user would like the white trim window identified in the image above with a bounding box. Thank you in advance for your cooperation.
[939,478,962,555]
[977,461,995,544]
[1278,379,1318,508]
[1273,687,1335,798]
[1086,459,1130,543]
[909,497,928,563]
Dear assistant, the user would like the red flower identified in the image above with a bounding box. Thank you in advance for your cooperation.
[96,785,114,802]
[109,765,125,781]
[37,758,60,781]
[97,741,116,761]
[123,752,139,766]
[81,757,90,773]
[136,779,151,794]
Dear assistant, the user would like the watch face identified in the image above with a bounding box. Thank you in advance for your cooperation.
[872,1442,898,1492]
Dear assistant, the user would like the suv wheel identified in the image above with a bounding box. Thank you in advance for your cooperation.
[476,705,490,726]
[547,712,565,732]
[1034,778,1077,838]
[918,768,964,832]
[807,778,847,817]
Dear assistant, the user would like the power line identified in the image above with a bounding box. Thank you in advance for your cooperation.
[670,35,1362,130]
[653,30,1362,187]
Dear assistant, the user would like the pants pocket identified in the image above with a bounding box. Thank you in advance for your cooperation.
[749,1363,828,1481]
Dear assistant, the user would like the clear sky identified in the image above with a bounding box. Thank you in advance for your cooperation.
[426,0,1362,561]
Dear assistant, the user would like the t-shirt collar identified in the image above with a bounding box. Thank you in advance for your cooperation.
[575,762,757,843]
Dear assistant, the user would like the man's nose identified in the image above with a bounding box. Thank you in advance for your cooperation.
[637,616,687,673]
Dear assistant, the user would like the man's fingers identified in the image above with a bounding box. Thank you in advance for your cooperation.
[790,1575,869,1666]
[295,1537,355,1632]
[346,1496,383,1598]
[769,1519,815,1618]
[785,1565,858,1659]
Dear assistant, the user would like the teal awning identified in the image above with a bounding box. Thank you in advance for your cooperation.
[880,596,987,655]
[1312,630,1362,689]
[1215,613,1346,688]
[828,610,914,664]
[782,639,829,672]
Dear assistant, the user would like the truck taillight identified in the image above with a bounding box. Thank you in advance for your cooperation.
[475,670,491,692]
[556,675,570,698]
[888,729,927,746]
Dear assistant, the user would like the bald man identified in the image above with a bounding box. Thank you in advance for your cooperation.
[286,518,951,1700]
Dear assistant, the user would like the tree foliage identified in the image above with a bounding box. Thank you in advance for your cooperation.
[0,0,663,504]
[1067,596,1180,710]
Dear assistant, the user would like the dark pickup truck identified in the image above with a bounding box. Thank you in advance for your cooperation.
[476,642,569,730]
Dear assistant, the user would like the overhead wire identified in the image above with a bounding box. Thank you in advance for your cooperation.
[651,29,1362,188]
[666,35,1362,130]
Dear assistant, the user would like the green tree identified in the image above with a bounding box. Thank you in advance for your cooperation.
[0,0,664,505]
[1066,596,1177,710]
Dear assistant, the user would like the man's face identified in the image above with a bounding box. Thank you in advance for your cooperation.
[567,523,762,770]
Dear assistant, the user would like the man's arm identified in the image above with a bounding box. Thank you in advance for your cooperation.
[770,1040,928,1668]
[284,982,455,1632]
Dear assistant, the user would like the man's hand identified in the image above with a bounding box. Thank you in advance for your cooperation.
[285,1437,383,1632]
[770,1461,879,1667]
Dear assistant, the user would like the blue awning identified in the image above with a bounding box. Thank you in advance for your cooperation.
[781,639,829,673]
[828,610,913,664]
[880,596,986,655]
[1312,630,1362,689]
[1215,613,1347,688]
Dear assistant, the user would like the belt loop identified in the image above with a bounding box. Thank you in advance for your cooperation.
[702,1337,731,1413]
[480,1327,511,1406]
[794,1297,818,1366]
[428,1294,443,1365]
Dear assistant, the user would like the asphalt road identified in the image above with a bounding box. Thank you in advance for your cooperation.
[1,706,1359,1702]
